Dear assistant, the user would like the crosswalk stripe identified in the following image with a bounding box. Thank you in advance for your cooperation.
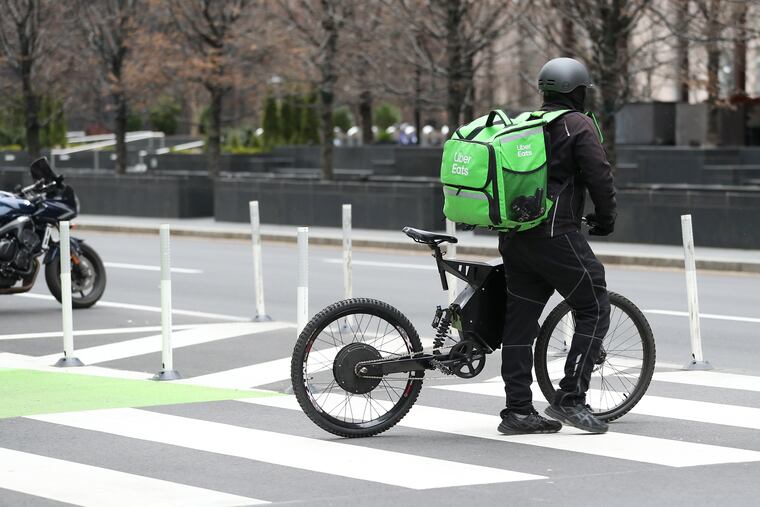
[35,322,293,365]
[29,408,545,489]
[0,447,266,506]
[242,396,760,467]
[181,357,293,389]
[14,293,253,322]
[431,382,760,431]
[652,370,760,393]
[183,338,436,390]
[0,324,200,341]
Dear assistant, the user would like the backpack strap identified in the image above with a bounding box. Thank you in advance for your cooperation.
[585,111,604,143]
[485,109,512,128]
[463,109,511,140]
[539,109,573,124]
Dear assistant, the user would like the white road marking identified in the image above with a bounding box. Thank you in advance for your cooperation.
[183,337,435,389]
[652,370,760,393]
[243,396,760,468]
[34,322,294,365]
[104,261,203,274]
[13,293,252,322]
[181,356,294,389]
[0,447,266,506]
[0,324,199,341]
[0,352,153,380]
[644,308,760,324]
[323,258,437,270]
[30,408,544,489]
[431,382,760,431]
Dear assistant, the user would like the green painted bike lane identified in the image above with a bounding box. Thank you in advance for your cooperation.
[0,368,279,419]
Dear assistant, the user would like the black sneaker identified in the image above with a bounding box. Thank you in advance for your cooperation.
[498,409,562,435]
[544,403,609,434]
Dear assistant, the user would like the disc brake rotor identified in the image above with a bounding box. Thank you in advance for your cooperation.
[71,257,95,293]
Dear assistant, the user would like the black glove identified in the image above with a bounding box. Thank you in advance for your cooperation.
[585,213,615,236]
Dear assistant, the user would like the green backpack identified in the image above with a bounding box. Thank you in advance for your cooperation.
[440,109,573,232]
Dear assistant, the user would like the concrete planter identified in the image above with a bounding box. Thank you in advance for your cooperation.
[61,170,213,218]
[676,103,746,147]
[394,147,442,177]
[214,175,444,230]
[0,167,27,190]
[616,102,676,145]
[476,184,760,249]
[599,184,760,248]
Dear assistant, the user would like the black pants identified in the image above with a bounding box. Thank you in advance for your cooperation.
[498,230,610,413]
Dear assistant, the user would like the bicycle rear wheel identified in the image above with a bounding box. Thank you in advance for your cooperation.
[534,291,656,422]
[291,298,424,438]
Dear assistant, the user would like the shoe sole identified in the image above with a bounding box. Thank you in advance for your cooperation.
[497,423,562,436]
[544,406,608,434]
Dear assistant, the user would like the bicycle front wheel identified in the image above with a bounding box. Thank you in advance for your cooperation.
[291,298,424,438]
[534,291,656,422]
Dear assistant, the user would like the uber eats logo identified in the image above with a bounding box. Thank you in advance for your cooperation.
[452,152,470,176]
[516,143,533,158]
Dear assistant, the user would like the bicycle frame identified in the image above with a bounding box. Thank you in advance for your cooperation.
[434,245,506,352]
[358,243,506,379]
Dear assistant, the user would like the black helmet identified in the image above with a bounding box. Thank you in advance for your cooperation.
[537,57,593,93]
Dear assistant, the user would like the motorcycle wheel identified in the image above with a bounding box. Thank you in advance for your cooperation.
[45,242,107,309]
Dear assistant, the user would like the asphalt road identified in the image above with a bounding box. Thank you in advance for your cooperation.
[1,230,759,506]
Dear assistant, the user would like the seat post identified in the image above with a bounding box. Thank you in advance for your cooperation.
[431,244,449,291]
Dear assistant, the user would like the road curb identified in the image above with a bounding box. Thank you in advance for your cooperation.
[76,222,760,274]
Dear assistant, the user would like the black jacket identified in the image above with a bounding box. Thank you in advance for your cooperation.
[517,101,617,238]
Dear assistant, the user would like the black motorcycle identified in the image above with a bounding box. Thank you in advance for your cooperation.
[0,158,106,308]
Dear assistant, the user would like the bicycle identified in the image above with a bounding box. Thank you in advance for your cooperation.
[291,226,656,438]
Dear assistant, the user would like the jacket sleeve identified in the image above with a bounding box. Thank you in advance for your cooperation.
[573,115,617,220]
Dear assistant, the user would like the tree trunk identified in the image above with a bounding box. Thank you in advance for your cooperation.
[482,42,495,110]
[705,0,721,146]
[113,90,128,175]
[593,2,632,169]
[413,65,422,145]
[207,86,223,178]
[561,18,576,58]
[675,0,690,102]
[320,86,335,181]
[462,52,475,122]
[445,0,465,129]
[517,21,532,107]
[22,76,41,159]
[359,88,373,145]
[732,0,747,97]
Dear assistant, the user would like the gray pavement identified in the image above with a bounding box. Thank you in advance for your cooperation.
[1,230,760,506]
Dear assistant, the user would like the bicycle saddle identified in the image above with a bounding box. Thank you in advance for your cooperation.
[402,226,458,245]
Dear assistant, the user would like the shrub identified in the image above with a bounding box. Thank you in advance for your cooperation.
[332,105,353,133]
[300,91,320,145]
[126,111,143,131]
[374,103,400,131]
[149,97,181,135]
[262,95,281,149]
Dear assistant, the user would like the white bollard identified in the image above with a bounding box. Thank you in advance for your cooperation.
[153,224,181,380]
[54,221,83,367]
[250,201,271,321]
[680,215,712,370]
[342,204,352,300]
[446,220,458,304]
[297,227,309,336]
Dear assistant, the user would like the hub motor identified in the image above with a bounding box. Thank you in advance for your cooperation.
[333,342,383,394]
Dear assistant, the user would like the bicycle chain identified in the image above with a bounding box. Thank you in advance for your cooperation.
[353,348,455,380]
